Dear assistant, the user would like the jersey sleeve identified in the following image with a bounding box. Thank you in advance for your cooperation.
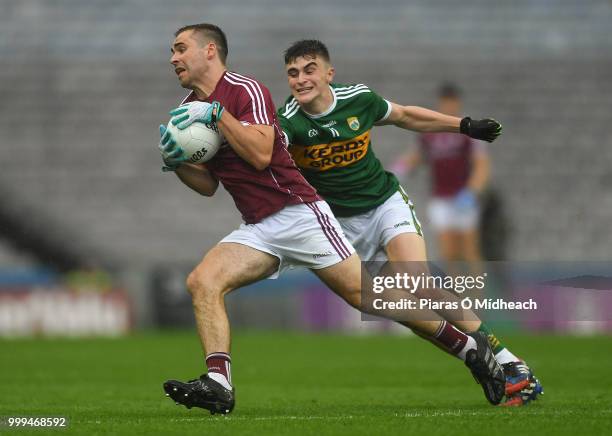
[232,79,276,126]
[361,86,392,122]
[277,97,300,144]
[277,112,294,145]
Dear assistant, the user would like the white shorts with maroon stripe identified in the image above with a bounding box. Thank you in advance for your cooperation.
[220,201,355,279]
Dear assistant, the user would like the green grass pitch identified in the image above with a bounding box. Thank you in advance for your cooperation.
[1,331,611,435]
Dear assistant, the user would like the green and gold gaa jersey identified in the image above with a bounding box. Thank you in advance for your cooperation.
[278,83,399,217]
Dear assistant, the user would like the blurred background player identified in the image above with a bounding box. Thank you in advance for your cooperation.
[392,83,489,265]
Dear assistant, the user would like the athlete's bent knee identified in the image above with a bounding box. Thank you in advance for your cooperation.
[186,268,226,302]
[186,269,203,296]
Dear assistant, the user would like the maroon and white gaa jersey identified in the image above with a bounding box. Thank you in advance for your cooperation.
[182,71,320,224]
[419,132,485,198]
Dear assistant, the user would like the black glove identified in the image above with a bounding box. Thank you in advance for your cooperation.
[460,117,502,142]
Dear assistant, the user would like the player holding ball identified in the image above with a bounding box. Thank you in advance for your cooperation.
[158,25,516,414]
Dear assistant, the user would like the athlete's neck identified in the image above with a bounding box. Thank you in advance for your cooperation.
[301,85,334,115]
[192,66,227,100]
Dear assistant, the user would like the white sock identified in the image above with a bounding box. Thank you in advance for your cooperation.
[208,372,232,390]
[495,348,520,365]
[457,335,478,361]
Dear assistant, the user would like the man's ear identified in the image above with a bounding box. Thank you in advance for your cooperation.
[206,42,216,60]
[327,66,336,83]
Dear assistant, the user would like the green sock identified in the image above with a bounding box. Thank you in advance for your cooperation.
[478,323,505,354]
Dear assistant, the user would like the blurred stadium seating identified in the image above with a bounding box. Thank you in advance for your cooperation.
[0,0,610,330]
[0,244,35,269]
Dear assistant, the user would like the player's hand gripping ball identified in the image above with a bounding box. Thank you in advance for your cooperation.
[159,103,224,171]
[170,101,225,129]
[158,124,188,172]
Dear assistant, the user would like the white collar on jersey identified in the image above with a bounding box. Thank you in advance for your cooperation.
[302,85,337,119]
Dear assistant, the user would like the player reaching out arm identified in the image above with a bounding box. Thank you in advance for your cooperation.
[278,40,542,407]
[378,102,502,142]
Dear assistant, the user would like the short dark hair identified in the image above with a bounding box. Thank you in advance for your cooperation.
[175,23,228,64]
[284,40,330,65]
[438,82,461,99]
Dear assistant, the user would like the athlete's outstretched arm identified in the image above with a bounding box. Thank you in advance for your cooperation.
[377,102,502,142]
[175,163,219,196]
[377,102,460,132]
[217,111,274,171]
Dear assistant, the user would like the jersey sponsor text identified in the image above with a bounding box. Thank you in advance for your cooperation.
[290,130,370,172]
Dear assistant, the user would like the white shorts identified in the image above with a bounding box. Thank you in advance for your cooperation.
[428,197,479,231]
[337,189,423,262]
[220,201,355,279]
